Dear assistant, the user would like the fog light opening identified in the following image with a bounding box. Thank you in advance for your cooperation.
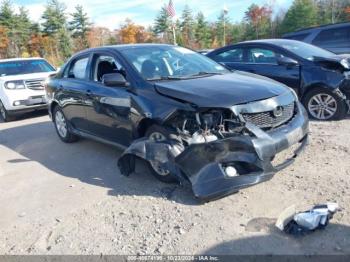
[225,166,239,177]
[13,101,21,106]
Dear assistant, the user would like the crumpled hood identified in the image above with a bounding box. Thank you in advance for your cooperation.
[313,54,350,70]
[154,72,290,107]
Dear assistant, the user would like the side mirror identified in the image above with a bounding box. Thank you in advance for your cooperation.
[102,73,128,87]
[277,56,299,67]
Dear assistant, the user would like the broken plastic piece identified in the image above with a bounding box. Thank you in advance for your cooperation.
[276,203,340,236]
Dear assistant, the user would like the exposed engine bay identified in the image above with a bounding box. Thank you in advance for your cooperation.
[167,108,246,146]
[118,92,309,201]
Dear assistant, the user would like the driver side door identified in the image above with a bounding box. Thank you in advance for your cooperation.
[84,52,133,147]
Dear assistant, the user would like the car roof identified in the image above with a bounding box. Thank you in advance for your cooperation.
[283,22,350,36]
[238,39,301,45]
[0,57,46,63]
[80,43,174,53]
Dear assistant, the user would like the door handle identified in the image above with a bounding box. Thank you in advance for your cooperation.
[86,90,92,96]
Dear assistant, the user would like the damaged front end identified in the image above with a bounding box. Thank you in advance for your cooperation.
[118,91,309,201]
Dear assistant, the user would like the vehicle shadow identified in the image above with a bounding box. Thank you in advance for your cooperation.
[203,220,350,256]
[0,110,48,123]
[0,120,197,205]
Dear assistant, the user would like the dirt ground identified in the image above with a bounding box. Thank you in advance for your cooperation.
[0,112,349,255]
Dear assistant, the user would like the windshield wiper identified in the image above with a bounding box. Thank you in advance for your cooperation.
[147,76,184,81]
[189,71,224,77]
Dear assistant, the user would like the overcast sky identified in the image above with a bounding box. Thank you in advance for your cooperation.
[13,0,293,30]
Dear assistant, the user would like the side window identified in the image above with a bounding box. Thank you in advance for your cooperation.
[92,55,122,82]
[66,57,89,79]
[312,27,350,45]
[213,48,244,63]
[248,48,278,64]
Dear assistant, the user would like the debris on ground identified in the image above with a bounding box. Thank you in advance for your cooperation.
[276,203,340,236]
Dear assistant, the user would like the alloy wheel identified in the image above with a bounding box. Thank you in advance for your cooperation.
[55,111,68,138]
[148,131,170,176]
[307,93,337,120]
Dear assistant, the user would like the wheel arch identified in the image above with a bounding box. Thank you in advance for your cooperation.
[301,83,334,102]
[135,118,160,139]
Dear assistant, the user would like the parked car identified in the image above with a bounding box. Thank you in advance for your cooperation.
[0,58,56,121]
[283,22,350,54]
[46,44,309,200]
[207,39,350,121]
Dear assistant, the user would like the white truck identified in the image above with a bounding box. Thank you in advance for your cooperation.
[0,58,57,121]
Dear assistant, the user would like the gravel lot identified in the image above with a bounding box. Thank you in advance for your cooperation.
[0,112,350,255]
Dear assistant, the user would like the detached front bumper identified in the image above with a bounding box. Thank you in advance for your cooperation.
[118,102,309,201]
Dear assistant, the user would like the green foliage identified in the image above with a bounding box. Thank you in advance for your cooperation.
[180,5,195,46]
[42,0,67,36]
[0,0,14,28]
[1,0,350,62]
[195,12,212,49]
[280,0,318,34]
[153,6,171,37]
[69,5,91,49]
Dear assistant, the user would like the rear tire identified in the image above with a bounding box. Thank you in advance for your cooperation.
[302,88,347,121]
[145,125,178,183]
[53,106,79,143]
[0,100,15,122]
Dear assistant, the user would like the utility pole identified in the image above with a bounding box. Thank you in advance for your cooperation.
[223,5,229,46]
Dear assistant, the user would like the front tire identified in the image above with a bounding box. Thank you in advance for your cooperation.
[145,125,178,183]
[0,100,14,122]
[303,88,347,121]
[53,106,79,143]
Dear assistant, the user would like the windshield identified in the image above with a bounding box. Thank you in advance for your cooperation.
[280,41,335,61]
[0,59,55,77]
[120,46,229,80]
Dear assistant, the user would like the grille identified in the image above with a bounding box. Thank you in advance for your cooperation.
[242,102,295,129]
[25,79,45,90]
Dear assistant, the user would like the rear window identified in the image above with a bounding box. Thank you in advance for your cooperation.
[312,26,350,45]
[0,59,55,77]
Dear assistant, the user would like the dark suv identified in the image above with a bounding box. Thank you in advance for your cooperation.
[283,22,350,54]
[46,44,309,200]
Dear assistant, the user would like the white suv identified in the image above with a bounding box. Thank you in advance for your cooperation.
[0,58,56,121]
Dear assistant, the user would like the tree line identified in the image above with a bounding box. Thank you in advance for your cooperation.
[0,0,350,65]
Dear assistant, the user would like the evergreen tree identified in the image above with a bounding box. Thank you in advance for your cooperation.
[153,5,171,42]
[14,7,33,55]
[42,0,67,36]
[69,5,91,49]
[41,0,71,61]
[0,0,14,28]
[180,5,195,47]
[195,12,211,49]
[280,0,318,34]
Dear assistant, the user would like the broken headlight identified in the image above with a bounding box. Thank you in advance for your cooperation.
[341,59,350,70]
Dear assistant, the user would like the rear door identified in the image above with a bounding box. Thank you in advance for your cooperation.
[59,54,91,132]
[84,52,133,147]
